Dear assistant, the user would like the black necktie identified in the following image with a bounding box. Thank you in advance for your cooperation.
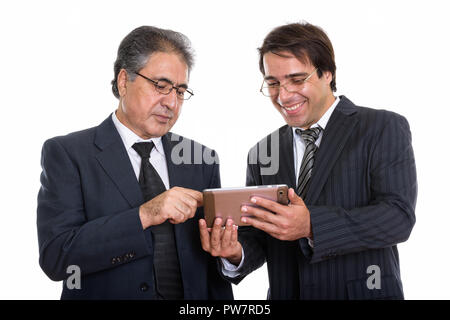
[295,127,322,199]
[132,142,183,300]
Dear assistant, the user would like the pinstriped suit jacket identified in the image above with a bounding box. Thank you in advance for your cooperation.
[231,95,417,300]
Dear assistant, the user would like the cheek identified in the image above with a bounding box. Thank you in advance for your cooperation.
[271,97,282,109]
[170,106,182,123]
[135,95,160,117]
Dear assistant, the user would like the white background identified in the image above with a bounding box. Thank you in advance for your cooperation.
[1,0,449,299]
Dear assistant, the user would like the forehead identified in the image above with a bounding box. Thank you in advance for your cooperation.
[141,51,189,84]
[263,51,312,79]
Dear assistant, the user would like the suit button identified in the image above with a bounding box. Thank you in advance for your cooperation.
[140,282,149,292]
[328,252,337,258]
[129,251,136,258]
[111,257,117,265]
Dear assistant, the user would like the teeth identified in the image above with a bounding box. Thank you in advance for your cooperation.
[284,101,305,111]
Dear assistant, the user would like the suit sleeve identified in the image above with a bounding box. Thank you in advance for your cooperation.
[37,138,151,281]
[304,114,417,264]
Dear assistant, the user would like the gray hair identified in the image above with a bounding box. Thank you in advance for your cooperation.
[111,26,194,99]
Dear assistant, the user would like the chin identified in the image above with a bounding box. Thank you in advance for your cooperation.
[284,116,305,128]
[151,124,172,138]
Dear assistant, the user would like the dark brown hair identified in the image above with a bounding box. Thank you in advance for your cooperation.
[258,22,337,92]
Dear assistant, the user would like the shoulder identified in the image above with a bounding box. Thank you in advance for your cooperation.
[357,107,411,141]
[39,126,100,174]
[339,96,408,125]
[358,106,408,125]
[42,126,98,156]
[42,115,118,154]
[338,96,410,132]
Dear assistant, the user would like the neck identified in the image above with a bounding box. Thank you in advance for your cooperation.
[115,104,155,140]
[321,93,337,116]
[300,94,336,130]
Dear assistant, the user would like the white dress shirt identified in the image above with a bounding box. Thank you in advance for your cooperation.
[222,96,340,276]
[111,112,170,189]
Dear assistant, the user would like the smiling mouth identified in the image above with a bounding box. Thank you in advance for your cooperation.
[283,100,306,112]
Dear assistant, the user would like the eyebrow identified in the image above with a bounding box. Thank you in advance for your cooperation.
[156,77,188,89]
[264,72,309,81]
[286,72,309,78]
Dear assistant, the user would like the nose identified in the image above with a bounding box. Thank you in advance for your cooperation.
[277,85,295,105]
[161,89,179,110]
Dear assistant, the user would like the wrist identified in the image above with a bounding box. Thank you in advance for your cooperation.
[139,205,151,229]
[308,227,313,239]
[227,245,243,266]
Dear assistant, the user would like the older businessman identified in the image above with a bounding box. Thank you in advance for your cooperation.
[37,26,233,300]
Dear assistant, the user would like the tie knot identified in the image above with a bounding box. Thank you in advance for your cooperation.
[132,141,155,159]
[296,127,322,144]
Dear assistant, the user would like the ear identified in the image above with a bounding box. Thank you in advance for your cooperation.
[117,69,129,97]
[323,70,333,85]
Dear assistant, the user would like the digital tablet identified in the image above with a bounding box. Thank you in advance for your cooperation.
[203,184,289,227]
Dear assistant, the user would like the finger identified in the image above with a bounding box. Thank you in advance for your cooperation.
[242,205,280,225]
[241,216,280,235]
[198,219,211,252]
[288,188,305,206]
[178,194,202,218]
[210,217,223,250]
[221,219,233,247]
[178,188,204,207]
[169,211,186,224]
[250,196,286,214]
[173,201,193,219]
[178,193,199,211]
[231,224,238,243]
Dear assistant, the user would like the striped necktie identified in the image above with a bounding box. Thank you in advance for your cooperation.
[295,127,322,199]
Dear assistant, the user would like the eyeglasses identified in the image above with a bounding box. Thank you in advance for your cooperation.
[260,68,318,97]
[134,72,194,100]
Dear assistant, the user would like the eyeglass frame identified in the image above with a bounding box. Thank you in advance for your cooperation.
[259,67,318,97]
[134,72,194,100]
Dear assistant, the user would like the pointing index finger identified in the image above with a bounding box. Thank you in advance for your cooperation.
[180,188,204,206]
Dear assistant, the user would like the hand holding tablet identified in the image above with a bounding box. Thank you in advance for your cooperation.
[203,184,289,228]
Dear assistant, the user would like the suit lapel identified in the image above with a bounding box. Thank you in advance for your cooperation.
[278,126,297,189]
[161,132,184,190]
[94,115,143,208]
[306,96,359,204]
[262,125,297,188]
[161,133,190,253]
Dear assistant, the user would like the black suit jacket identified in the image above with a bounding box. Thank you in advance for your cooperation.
[37,114,233,300]
[231,96,417,300]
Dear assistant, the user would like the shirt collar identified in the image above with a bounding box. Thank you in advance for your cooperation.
[111,111,164,155]
[292,96,340,134]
